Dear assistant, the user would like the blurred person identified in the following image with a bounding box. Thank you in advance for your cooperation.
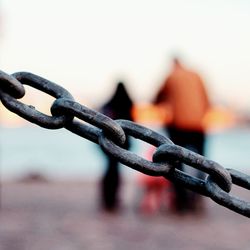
[100,81,134,212]
[154,57,211,213]
[136,146,173,214]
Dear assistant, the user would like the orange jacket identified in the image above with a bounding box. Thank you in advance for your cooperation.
[155,65,210,131]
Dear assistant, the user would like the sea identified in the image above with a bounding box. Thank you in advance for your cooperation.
[1,125,250,181]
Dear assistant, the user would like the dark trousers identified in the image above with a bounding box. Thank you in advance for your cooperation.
[101,156,120,211]
[167,127,206,212]
[100,139,130,212]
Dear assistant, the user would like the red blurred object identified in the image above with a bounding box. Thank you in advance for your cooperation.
[136,146,174,214]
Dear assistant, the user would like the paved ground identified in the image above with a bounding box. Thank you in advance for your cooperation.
[0,181,250,250]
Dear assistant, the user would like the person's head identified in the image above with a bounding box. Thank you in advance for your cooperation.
[109,80,133,111]
[113,81,130,102]
[116,81,126,92]
[172,56,182,68]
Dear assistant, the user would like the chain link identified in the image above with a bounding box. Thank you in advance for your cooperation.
[99,119,174,176]
[0,70,25,98]
[51,98,126,145]
[1,70,250,217]
[0,72,75,129]
[153,144,232,192]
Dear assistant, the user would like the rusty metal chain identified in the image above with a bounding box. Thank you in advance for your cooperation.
[1,70,250,217]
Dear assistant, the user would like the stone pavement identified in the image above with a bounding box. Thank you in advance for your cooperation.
[0,181,250,250]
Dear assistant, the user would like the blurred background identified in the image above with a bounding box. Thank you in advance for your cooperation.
[1,1,250,250]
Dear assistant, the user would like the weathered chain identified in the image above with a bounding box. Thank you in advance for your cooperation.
[1,70,250,217]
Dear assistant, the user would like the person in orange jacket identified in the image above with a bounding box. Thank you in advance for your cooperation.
[154,57,211,213]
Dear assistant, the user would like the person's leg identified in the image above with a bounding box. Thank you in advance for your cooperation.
[185,131,206,212]
[167,127,190,213]
[101,156,120,211]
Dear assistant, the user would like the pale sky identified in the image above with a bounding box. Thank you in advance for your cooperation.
[1,0,250,111]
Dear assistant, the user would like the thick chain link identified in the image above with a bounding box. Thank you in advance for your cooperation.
[1,70,250,217]
[1,72,75,128]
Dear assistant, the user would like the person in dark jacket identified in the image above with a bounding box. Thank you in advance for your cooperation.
[100,81,134,212]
